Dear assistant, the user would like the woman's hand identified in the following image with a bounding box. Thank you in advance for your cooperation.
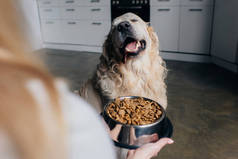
[127,138,174,159]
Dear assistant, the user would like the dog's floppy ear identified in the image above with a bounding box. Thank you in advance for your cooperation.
[102,31,122,63]
[102,31,113,62]
[147,26,159,50]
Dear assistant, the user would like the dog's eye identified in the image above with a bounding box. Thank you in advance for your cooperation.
[131,19,138,22]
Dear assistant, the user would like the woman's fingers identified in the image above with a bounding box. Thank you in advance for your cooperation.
[127,138,174,159]
[142,138,174,158]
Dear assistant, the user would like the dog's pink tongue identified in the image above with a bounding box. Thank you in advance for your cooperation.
[125,41,138,52]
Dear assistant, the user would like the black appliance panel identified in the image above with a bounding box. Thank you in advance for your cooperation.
[111,0,150,22]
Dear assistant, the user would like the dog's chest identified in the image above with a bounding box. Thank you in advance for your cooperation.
[110,69,162,101]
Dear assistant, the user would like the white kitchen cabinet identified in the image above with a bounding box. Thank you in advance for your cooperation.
[38,0,59,7]
[37,0,110,47]
[210,0,238,72]
[88,6,110,20]
[61,20,83,44]
[151,6,179,52]
[60,0,80,6]
[60,0,110,6]
[60,7,85,19]
[40,19,64,43]
[80,20,110,46]
[179,6,213,54]
[211,0,238,63]
[61,20,110,46]
[151,0,180,6]
[79,0,110,6]
[39,7,61,19]
[181,0,213,6]
[60,6,110,20]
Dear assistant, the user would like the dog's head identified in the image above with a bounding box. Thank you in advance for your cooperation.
[103,13,159,64]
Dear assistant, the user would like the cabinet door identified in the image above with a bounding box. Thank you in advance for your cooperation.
[151,0,180,6]
[179,6,213,54]
[37,0,59,7]
[61,7,83,19]
[39,7,60,19]
[89,6,110,20]
[211,0,238,63]
[61,20,83,44]
[81,20,110,46]
[151,7,179,52]
[61,6,110,20]
[181,0,214,6]
[60,0,80,6]
[41,19,63,43]
[79,0,110,6]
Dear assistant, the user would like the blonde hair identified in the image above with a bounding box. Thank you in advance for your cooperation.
[0,1,65,159]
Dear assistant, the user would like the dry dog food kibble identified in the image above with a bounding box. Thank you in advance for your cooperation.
[106,97,162,125]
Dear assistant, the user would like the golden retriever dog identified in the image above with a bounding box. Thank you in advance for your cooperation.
[79,13,167,112]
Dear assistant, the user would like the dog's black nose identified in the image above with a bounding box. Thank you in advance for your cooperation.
[117,21,131,32]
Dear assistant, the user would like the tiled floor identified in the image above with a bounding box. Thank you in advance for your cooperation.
[40,49,238,159]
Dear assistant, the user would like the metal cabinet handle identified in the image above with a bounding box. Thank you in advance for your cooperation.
[66,8,75,11]
[44,8,52,12]
[65,0,75,3]
[158,8,171,11]
[46,21,54,24]
[92,22,102,25]
[91,8,101,11]
[189,9,203,11]
[158,0,170,1]
[67,22,76,25]
[43,1,51,5]
[91,0,100,3]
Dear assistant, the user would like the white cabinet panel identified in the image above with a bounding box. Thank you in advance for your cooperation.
[60,7,85,19]
[181,0,213,6]
[61,20,83,44]
[79,0,110,6]
[80,20,110,46]
[151,0,180,6]
[61,20,110,46]
[61,6,110,20]
[89,6,110,20]
[151,7,179,52]
[39,7,60,19]
[38,0,59,7]
[211,0,238,63]
[60,0,80,6]
[41,19,64,43]
[179,6,213,54]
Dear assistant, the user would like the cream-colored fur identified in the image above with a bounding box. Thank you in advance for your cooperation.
[79,13,167,112]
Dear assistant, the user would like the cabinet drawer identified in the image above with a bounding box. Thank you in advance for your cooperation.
[89,7,110,20]
[37,0,59,7]
[61,20,83,44]
[61,20,110,46]
[80,20,110,46]
[151,7,179,51]
[61,6,110,20]
[79,0,110,6]
[181,0,214,6]
[151,0,180,6]
[41,20,64,43]
[60,7,82,19]
[60,0,80,6]
[39,7,60,19]
[179,6,213,54]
